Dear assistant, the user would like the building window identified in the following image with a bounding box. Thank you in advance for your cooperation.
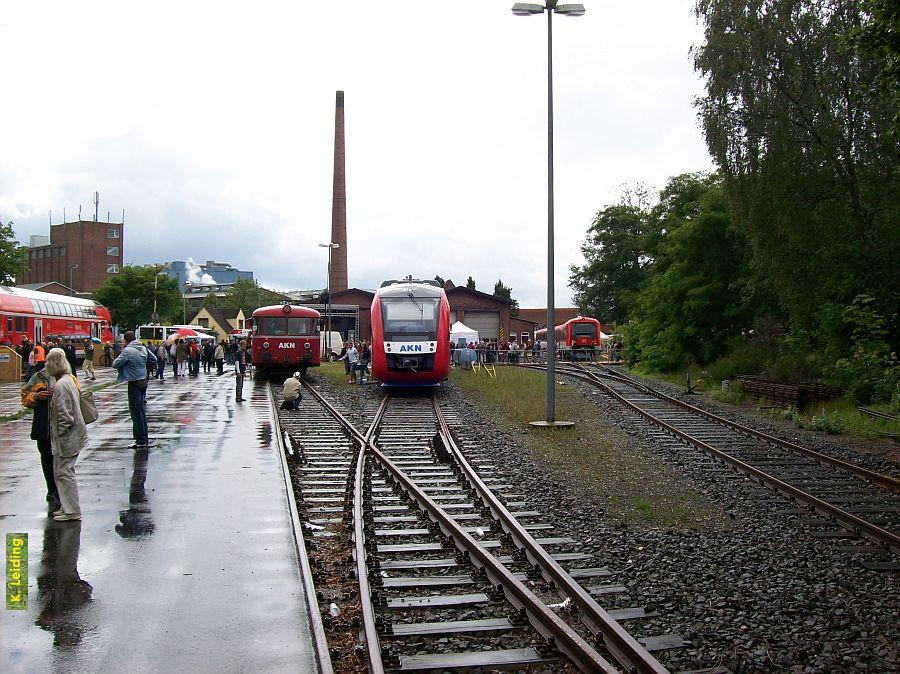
[107,246,119,256]
[198,318,209,328]
[107,228,120,238]
[107,264,119,273]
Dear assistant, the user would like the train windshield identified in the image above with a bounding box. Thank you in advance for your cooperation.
[381,296,440,340]
[572,322,596,339]
[259,317,313,336]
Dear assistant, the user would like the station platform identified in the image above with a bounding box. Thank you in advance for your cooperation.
[1,370,318,673]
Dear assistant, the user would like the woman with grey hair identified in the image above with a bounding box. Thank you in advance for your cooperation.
[45,347,88,522]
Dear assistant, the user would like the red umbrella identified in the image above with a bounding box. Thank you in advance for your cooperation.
[165,327,200,344]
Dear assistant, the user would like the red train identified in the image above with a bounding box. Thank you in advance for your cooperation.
[250,304,321,375]
[534,315,604,352]
[0,286,114,352]
[370,279,451,386]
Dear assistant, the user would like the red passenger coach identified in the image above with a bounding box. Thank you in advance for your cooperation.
[0,285,113,350]
[370,279,451,387]
[250,304,321,375]
[535,316,604,352]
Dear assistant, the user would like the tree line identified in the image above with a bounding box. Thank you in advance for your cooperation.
[570,0,898,404]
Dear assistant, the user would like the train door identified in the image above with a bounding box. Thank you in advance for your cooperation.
[91,321,101,341]
[34,319,43,343]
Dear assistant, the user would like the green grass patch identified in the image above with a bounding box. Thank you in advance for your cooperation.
[452,365,725,530]
[775,398,899,438]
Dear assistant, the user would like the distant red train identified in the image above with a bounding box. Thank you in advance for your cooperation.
[250,304,321,375]
[534,316,604,352]
[0,286,114,352]
[370,279,451,386]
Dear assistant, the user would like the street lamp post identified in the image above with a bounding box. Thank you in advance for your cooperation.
[318,242,340,356]
[514,1,583,428]
[68,264,79,296]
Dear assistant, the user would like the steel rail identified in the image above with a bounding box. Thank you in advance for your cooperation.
[432,398,670,674]
[581,364,900,493]
[551,367,900,555]
[266,384,335,674]
[304,384,615,673]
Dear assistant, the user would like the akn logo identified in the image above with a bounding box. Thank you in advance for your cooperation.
[398,344,423,352]
[278,342,294,349]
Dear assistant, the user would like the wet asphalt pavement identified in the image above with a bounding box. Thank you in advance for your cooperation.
[1,369,316,673]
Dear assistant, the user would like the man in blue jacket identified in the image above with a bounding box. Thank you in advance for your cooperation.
[113,331,158,448]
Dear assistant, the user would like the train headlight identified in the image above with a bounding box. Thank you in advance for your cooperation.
[304,342,311,350]
[263,341,270,349]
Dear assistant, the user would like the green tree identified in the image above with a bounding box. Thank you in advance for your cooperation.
[568,204,659,325]
[466,276,476,290]
[694,0,900,353]
[625,174,751,370]
[0,221,27,284]
[493,279,519,316]
[93,266,182,330]
[222,278,286,315]
[203,291,222,309]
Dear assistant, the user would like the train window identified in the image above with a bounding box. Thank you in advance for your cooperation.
[572,323,596,338]
[381,297,440,339]
[259,317,288,336]
[5,317,11,332]
[287,317,311,335]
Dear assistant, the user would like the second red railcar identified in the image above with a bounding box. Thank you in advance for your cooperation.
[534,315,604,351]
[250,304,321,375]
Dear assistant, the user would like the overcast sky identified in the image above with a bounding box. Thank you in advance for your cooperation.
[1,0,714,308]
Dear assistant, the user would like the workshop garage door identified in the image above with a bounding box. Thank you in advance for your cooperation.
[464,311,500,340]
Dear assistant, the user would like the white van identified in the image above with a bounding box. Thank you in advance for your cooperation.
[320,331,343,361]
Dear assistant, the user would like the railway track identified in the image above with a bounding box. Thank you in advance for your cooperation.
[537,362,900,563]
[272,381,680,673]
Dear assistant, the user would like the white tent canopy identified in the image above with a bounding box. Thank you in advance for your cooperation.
[450,320,478,346]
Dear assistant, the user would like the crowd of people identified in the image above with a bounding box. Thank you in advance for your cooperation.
[17,331,255,525]
[449,337,623,369]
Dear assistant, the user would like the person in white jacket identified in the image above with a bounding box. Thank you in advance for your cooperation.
[46,348,88,522]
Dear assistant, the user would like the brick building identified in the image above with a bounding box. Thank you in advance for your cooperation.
[20,220,124,293]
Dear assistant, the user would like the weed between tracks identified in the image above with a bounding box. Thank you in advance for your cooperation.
[451,366,723,529]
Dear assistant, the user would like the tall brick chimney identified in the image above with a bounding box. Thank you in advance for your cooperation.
[330,90,348,293]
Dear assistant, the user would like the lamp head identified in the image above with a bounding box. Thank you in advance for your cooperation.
[512,2,545,15]
[555,4,585,15]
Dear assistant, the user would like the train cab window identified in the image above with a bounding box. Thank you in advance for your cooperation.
[287,317,311,335]
[381,297,440,340]
[260,317,288,336]
[572,323,596,338]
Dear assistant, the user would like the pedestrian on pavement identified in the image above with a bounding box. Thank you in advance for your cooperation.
[33,340,47,372]
[113,338,123,359]
[176,339,189,377]
[281,372,302,410]
[63,340,78,376]
[45,348,87,522]
[234,340,248,402]
[202,340,214,373]
[112,331,157,448]
[25,343,36,381]
[82,339,96,381]
[155,342,168,381]
[188,340,200,377]
[21,362,59,512]
[214,341,225,375]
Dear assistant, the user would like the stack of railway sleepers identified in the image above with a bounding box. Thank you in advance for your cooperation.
[735,374,845,408]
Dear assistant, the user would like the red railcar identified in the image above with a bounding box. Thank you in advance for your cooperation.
[534,316,604,351]
[370,279,451,386]
[0,286,114,354]
[250,304,321,375]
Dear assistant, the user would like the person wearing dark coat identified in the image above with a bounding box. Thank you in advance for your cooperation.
[21,368,60,511]
[63,341,78,377]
